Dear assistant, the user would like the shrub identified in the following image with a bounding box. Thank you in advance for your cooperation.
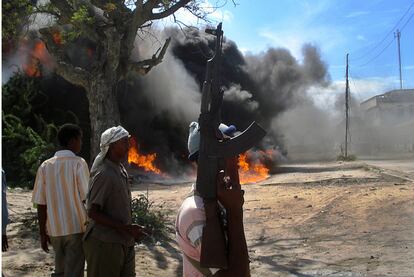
[131,194,171,240]
[337,154,357,162]
[2,71,80,188]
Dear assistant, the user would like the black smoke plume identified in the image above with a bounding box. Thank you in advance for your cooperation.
[3,26,331,173]
[119,27,330,168]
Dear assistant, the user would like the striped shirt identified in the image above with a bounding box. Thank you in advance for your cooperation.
[32,150,89,237]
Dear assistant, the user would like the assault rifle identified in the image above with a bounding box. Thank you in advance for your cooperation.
[196,23,266,268]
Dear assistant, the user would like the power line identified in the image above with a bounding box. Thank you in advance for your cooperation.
[354,10,413,70]
[356,37,395,67]
[350,1,414,62]
[400,10,414,31]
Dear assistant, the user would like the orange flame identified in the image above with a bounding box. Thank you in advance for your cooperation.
[238,151,271,184]
[23,59,41,77]
[128,137,161,174]
[52,31,62,46]
[22,41,54,77]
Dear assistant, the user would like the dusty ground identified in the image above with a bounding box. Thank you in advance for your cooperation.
[2,159,414,277]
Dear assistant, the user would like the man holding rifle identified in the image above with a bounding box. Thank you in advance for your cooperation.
[175,23,266,276]
[176,122,251,276]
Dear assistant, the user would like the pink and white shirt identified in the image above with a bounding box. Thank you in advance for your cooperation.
[175,187,220,276]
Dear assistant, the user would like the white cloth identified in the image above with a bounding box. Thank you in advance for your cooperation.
[187,122,234,159]
[188,122,200,159]
[90,126,129,176]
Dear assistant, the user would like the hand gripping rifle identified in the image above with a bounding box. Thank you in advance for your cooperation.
[197,23,267,269]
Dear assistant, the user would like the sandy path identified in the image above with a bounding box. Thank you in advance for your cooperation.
[2,161,414,276]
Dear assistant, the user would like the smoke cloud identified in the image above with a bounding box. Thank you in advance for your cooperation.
[223,84,259,112]
[6,22,410,170]
[2,25,334,168]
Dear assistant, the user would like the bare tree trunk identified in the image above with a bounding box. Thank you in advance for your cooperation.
[86,76,121,161]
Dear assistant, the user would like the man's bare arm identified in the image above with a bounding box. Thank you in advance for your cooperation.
[37,204,50,253]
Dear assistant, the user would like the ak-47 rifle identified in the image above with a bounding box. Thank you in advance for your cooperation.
[196,23,267,269]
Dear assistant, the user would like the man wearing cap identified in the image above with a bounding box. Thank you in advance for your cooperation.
[176,122,250,277]
[83,126,145,277]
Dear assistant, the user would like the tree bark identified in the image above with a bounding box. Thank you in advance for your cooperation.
[86,75,121,161]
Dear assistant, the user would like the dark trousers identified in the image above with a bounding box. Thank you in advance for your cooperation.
[50,233,85,277]
[83,236,135,277]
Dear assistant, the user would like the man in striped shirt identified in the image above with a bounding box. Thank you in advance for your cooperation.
[32,124,89,277]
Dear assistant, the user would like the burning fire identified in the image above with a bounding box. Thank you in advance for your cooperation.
[238,150,272,184]
[128,136,161,174]
[52,31,62,46]
[22,40,54,77]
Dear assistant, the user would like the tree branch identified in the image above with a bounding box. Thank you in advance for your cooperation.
[55,62,90,88]
[145,0,161,10]
[46,0,103,41]
[39,27,65,59]
[50,0,73,22]
[39,27,89,88]
[150,0,192,20]
[78,0,111,27]
[123,0,146,50]
[127,37,171,75]
[121,0,194,64]
[32,7,61,20]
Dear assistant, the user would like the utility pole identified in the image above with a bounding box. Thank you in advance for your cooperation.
[345,53,350,158]
[395,29,403,90]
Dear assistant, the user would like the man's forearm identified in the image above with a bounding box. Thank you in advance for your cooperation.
[37,205,47,235]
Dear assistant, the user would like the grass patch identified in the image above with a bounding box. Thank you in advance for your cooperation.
[337,154,357,162]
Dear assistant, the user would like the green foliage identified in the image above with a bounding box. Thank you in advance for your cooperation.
[2,73,56,188]
[63,5,95,42]
[71,5,94,25]
[2,71,78,188]
[2,113,56,188]
[103,3,117,13]
[2,0,33,45]
[131,194,171,240]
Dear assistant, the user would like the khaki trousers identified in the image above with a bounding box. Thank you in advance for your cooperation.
[49,233,85,277]
[83,236,135,277]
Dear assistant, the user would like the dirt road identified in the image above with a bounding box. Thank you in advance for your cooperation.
[2,160,414,276]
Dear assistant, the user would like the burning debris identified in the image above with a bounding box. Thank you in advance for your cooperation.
[21,39,54,77]
[238,150,274,184]
[52,30,62,46]
[128,136,162,175]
